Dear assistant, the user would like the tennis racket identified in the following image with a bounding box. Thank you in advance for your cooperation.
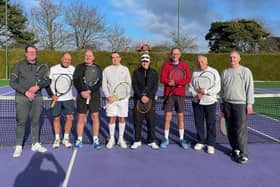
[83,64,101,104]
[35,64,49,87]
[50,74,72,108]
[136,99,153,114]
[219,114,227,136]
[104,82,130,109]
[197,71,216,92]
[162,66,186,109]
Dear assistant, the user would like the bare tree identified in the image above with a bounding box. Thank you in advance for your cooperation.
[31,0,68,50]
[65,2,106,49]
[106,25,131,51]
[171,32,198,52]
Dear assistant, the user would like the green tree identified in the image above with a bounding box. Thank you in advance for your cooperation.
[0,0,35,48]
[205,19,270,53]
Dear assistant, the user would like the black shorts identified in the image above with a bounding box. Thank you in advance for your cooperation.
[164,96,185,113]
[76,94,100,114]
[51,100,75,117]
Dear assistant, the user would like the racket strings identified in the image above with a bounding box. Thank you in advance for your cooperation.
[114,85,129,99]
[55,77,72,93]
[84,66,100,87]
[170,69,185,81]
[197,71,215,90]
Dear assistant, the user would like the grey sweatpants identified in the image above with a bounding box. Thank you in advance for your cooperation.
[15,95,43,145]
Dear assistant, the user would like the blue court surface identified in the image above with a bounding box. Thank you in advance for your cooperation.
[0,85,280,187]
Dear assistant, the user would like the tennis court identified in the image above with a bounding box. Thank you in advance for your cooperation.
[0,82,279,187]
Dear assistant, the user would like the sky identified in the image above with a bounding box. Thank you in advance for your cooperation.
[11,0,280,52]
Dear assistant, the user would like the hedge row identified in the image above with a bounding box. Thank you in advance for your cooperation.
[0,49,279,81]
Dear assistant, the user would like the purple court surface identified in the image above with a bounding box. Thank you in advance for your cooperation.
[0,144,279,187]
[1,85,280,187]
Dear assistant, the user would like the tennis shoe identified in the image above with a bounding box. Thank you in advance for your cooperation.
[179,139,189,149]
[93,139,102,149]
[147,142,159,149]
[74,139,83,148]
[230,150,241,161]
[52,139,60,149]
[131,141,142,149]
[160,138,169,148]
[237,156,248,164]
[194,143,205,151]
[31,142,47,153]
[13,145,22,158]
[207,145,215,154]
[118,138,128,149]
[62,139,72,148]
[106,138,115,149]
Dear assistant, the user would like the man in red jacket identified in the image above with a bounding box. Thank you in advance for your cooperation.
[160,47,191,149]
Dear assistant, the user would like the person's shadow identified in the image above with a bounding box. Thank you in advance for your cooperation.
[14,152,65,187]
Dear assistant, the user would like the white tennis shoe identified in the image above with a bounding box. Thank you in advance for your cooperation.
[13,145,23,158]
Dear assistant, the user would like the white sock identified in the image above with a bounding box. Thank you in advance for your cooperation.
[93,136,98,142]
[64,133,69,140]
[109,123,116,138]
[164,129,169,140]
[179,129,184,140]
[55,134,60,140]
[119,123,126,138]
[78,136,82,141]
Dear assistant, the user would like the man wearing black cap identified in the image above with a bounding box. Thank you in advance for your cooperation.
[131,54,159,149]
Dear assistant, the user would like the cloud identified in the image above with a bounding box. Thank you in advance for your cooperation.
[109,0,280,52]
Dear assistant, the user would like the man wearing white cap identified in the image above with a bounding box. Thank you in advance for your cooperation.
[131,54,159,149]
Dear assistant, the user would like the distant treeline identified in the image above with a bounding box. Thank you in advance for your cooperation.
[0,49,279,81]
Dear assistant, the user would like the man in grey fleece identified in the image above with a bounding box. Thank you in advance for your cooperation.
[220,50,254,164]
[10,44,50,158]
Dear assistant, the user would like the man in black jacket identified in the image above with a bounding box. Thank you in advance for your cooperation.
[72,49,102,149]
[131,54,159,149]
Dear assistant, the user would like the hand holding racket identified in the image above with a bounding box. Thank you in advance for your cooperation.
[27,64,49,99]
[83,64,101,104]
[50,74,72,108]
[104,82,130,109]
[136,96,153,114]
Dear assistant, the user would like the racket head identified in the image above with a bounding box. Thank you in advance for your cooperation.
[136,100,152,114]
[219,115,227,136]
[36,64,49,86]
[197,71,215,90]
[112,82,130,101]
[84,64,101,87]
[54,74,72,95]
[169,67,186,81]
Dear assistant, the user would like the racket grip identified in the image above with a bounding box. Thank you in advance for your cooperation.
[86,98,90,105]
[50,100,56,108]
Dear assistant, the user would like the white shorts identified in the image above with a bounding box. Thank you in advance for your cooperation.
[106,98,129,117]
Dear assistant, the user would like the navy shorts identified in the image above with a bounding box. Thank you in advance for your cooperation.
[51,100,75,117]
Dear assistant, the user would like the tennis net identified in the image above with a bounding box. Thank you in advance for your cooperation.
[0,94,279,146]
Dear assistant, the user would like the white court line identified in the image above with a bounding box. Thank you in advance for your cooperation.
[62,148,78,187]
[0,90,15,96]
[248,127,280,143]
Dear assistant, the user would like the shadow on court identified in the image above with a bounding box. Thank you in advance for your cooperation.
[14,152,65,187]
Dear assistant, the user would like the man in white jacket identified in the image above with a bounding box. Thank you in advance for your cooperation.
[102,52,131,149]
[189,55,220,154]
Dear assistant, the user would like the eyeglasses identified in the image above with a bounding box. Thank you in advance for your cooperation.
[26,51,37,54]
